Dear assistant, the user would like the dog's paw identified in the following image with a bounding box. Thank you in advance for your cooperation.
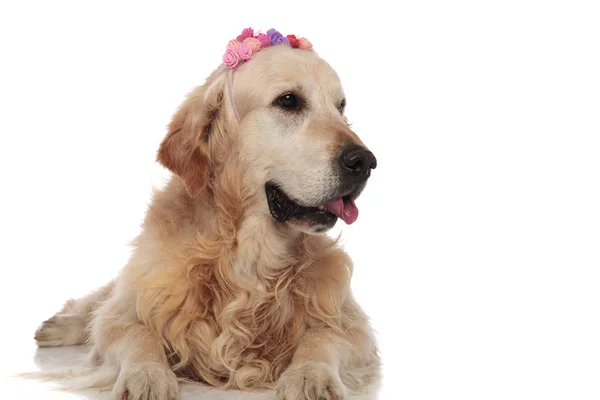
[114,362,179,400]
[35,314,86,347]
[276,362,347,400]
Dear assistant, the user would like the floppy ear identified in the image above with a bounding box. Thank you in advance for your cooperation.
[157,68,226,197]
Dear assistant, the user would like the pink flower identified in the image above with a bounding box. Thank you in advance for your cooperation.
[223,47,240,68]
[243,37,262,53]
[255,33,271,48]
[226,39,239,49]
[236,28,254,42]
[238,43,253,60]
[297,37,313,51]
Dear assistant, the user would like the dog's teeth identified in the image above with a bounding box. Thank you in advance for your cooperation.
[318,205,325,210]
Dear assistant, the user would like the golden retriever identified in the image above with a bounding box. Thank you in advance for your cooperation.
[34,41,380,400]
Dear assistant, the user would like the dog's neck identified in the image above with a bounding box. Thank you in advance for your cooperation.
[152,177,310,283]
[234,205,304,284]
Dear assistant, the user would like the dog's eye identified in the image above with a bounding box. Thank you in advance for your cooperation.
[277,93,300,110]
[339,99,346,114]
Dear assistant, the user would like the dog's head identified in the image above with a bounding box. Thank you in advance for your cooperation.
[158,44,376,234]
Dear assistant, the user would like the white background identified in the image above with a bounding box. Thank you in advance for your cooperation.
[1,1,599,399]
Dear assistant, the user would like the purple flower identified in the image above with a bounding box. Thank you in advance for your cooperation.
[267,28,290,45]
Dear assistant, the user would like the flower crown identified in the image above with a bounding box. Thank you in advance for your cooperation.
[222,27,313,69]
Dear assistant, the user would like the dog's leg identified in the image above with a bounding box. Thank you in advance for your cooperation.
[35,313,88,347]
[98,324,180,400]
[276,299,380,400]
[276,329,349,400]
[90,285,180,400]
[35,280,115,347]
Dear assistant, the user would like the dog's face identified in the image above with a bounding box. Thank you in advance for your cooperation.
[233,46,377,233]
[158,45,376,235]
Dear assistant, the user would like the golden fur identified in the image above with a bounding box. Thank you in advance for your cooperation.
[35,44,380,400]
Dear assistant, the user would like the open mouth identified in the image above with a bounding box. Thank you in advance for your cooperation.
[265,182,362,227]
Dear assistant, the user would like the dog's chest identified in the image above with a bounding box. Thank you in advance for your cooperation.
[176,284,310,385]
[175,240,350,386]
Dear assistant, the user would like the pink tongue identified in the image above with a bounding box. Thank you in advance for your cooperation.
[325,197,359,225]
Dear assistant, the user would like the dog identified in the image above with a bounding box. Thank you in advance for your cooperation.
[34,30,381,400]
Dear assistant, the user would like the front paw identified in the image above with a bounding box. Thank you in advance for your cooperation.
[114,362,179,400]
[276,362,347,400]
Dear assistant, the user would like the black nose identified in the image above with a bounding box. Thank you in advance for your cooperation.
[340,146,377,178]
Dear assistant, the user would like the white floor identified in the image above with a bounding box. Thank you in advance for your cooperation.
[2,342,375,399]
[2,344,270,399]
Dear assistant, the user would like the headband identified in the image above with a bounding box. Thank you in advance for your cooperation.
[222,28,313,121]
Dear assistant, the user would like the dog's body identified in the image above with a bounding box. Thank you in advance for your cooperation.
[35,44,380,400]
